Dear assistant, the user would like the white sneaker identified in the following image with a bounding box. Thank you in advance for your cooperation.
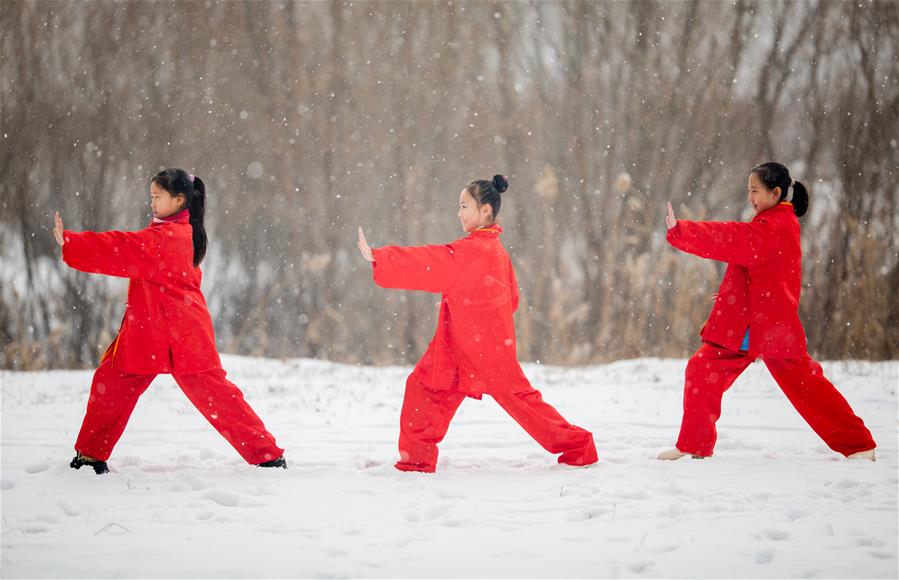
[657,448,689,460]
[847,449,876,461]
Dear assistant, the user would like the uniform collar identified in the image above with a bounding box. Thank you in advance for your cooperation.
[753,202,792,220]
[151,209,190,225]
[468,224,503,238]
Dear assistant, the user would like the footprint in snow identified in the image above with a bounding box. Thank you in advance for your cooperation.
[572,506,611,521]
[203,490,241,507]
[57,501,79,517]
[785,507,811,521]
[627,561,653,574]
[18,524,51,535]
[855,536,884,547]
[762,529,790,541]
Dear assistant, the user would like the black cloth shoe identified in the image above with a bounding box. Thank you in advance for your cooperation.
[256,456,287,469]
[70,454,109,475]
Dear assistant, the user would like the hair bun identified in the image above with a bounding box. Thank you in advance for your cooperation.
[492,174,509,193]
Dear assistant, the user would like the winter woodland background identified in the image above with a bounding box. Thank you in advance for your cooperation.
[2,0,897,370]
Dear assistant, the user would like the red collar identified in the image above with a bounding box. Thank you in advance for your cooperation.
[468,224,503,238]
[753,202,792,221]
[151,209,190,226]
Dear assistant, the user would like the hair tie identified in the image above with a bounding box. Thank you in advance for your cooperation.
[187,173,195,183]
[785,179,794,203]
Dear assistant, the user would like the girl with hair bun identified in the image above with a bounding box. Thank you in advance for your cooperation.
[358,174,597,472]
[54,168,286,474]
[659,162,876,461]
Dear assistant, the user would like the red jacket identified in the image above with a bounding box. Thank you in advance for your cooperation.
[62,211,222,374]
[371,225,533,398]
[667,202,808,359]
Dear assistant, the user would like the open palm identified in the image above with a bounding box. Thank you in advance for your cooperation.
[357,226,373,262]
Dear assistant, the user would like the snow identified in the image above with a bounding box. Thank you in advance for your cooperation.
[2,356,896,578]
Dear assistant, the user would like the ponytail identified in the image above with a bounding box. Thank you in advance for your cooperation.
[750,161,810,218]
[151,168,208,266]
[188,176,207,266]
[790,180,809,218]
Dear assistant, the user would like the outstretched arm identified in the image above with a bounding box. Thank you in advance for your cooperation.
[364,232,464,294]
[61,225,166,279]
[665,201,774,267]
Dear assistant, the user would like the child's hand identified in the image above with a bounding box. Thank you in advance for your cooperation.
[665,202,677,230]
[53,211,65,246]
[357,226,374,262]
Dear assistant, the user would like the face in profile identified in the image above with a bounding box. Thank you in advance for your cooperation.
[458,188,493,233]
[747,172,781,216]
[150,181,185,219]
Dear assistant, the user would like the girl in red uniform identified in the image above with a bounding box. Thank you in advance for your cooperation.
[659,162,876,461]
[53,169,286,474]
[357,175,598,473]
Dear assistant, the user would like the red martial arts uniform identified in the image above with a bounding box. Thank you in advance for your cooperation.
[667,202,875,457]
[62,210,283,463]
[371,225,597,472]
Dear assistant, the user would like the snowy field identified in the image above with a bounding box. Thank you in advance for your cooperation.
[1,355,896,579]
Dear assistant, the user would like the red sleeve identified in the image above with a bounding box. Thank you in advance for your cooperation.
[509,260,520,313]
[370,243,464,294]
[61,227,166,279]
[666,217,775,267]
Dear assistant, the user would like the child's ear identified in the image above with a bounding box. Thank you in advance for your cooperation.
[773,186,782,199]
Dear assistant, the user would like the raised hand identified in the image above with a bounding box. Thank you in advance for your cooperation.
[357,226,374,262]
[53,211,65,246]
[665,202,677,230]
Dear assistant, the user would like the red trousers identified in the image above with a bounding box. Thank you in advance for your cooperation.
[396,374,598,472]
[74,357,284,464]
[677,343,876,457]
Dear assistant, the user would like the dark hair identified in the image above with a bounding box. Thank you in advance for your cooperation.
[150,168,207,266]
[465,174,509,219]
[750,162,809,217]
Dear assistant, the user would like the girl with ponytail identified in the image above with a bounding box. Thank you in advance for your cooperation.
[658,162,876,462]
[53,168,285,474]
[357,175,597,472]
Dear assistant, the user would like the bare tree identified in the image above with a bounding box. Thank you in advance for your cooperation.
[2,1,896,370]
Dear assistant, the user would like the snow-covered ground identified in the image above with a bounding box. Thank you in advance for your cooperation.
[1,356,896,578]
